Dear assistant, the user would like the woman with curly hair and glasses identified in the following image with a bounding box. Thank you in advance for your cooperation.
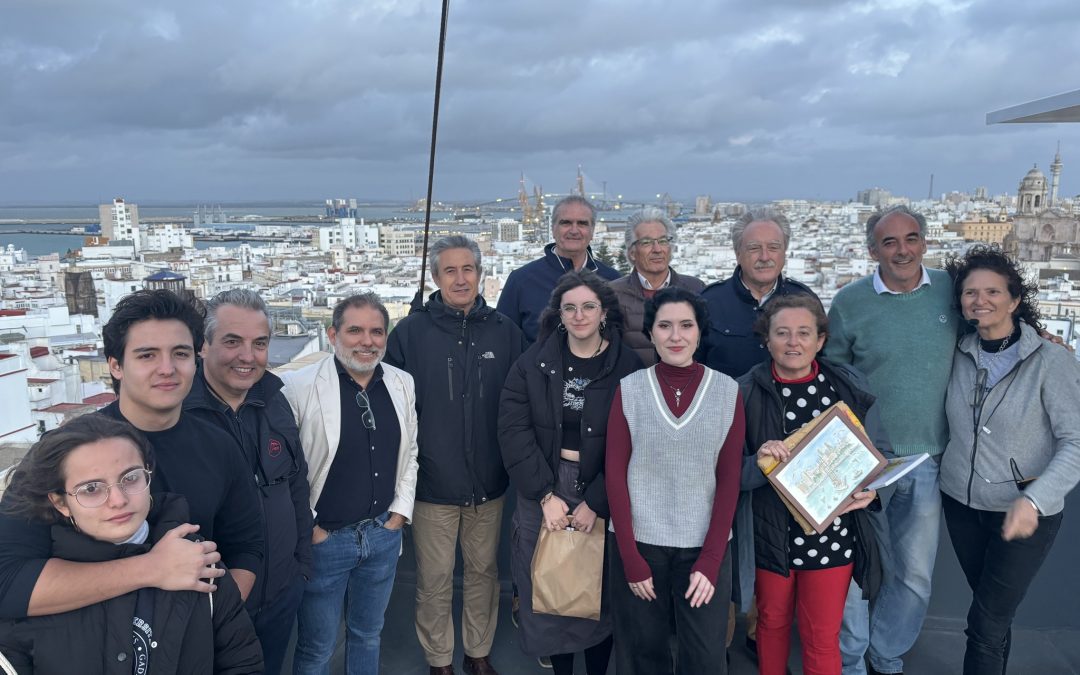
[940,245,1080,674]
[0,414,261,674]
[499,270,642,675]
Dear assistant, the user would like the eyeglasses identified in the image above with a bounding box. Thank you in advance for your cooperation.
[633,236,672,249]
[64,468,152,508]
[355,390,377,430]
[560,302,602,316]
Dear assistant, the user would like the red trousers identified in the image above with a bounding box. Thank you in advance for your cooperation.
[755,563,853,675]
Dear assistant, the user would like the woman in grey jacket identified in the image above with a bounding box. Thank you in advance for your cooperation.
[941,246,1080,675]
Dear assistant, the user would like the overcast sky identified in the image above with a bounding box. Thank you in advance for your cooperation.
[1,0,1079,205]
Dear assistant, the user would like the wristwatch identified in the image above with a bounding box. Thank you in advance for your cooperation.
[540,491,555,506]
[1023,495,1042,516]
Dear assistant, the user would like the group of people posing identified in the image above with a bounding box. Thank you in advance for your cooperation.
[0,196,1077,675]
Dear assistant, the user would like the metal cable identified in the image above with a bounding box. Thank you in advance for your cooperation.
[416,0,451,304]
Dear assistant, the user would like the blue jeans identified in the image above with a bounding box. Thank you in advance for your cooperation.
[841,458,941,675]
[293,512,402,675]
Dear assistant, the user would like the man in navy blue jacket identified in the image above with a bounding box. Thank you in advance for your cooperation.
[699,207,815,660]
[496,196,619,344]
[700,207,815,379]
[184,288,313,675]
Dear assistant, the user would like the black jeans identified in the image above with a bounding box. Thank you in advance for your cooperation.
[942,493,1062,675]
[251,572,306,675]
[609,534,730,675]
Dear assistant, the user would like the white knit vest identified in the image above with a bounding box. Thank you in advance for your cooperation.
[620,366,738,548]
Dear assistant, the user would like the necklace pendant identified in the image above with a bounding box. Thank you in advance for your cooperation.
[675,389,682,406]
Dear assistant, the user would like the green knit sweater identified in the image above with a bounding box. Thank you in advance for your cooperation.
[824,269,958,456]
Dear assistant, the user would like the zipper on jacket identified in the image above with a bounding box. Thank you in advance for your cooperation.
[477,354,484,399]
[447,357,455,400]
[961,346,1030,505]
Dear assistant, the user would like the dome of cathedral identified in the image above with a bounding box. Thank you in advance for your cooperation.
[1020,165,1046,191]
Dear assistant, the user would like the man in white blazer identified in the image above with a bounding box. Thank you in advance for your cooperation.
[282,291,419,675]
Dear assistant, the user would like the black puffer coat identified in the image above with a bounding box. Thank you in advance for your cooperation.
[498,329,642,518]
[738,358,892,600]
[0,494,263,674]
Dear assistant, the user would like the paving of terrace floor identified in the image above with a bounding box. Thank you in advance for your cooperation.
[283,491,1080,674]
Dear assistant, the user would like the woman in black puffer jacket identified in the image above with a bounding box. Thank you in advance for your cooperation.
[498,270,642,675]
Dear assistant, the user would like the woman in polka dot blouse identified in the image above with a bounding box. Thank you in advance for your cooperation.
[737,294,890,675]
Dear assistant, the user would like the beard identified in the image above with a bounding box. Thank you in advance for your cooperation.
[333,342,384,374]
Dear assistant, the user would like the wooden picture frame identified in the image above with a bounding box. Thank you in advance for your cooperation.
[766,403,887,534]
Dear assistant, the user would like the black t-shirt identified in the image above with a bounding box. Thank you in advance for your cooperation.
[560,346,606,452]
[0,404,264,619]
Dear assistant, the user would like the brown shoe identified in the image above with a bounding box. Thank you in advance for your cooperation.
[429,666,455,675]
[463,655,499,675]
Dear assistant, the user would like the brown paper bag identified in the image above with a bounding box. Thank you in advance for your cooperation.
[531,519,605,621]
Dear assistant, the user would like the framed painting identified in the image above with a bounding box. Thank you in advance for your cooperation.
[766,403,887,534]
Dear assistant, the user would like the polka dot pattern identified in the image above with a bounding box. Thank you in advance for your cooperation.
[777,371,856,571]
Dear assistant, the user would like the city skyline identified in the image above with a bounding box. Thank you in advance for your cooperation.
[1,1,1078,204]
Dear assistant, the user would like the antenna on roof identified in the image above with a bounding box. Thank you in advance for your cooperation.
[414,0,452,313]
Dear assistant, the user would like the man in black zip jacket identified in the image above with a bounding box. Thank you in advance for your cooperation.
[184,288,313,675]
[385,235,525,675]
[0,289,262,620]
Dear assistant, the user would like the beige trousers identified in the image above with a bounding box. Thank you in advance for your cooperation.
[412,496,505,667]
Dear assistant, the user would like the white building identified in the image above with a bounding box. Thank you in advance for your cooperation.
[99,198,141,254]
[0,353,39,443]
[318,218,380,252]
[491,218,523,242]
[142,223,194,252]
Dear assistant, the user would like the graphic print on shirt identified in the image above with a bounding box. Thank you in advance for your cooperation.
[133,615,155,675]
[563,376,592,411]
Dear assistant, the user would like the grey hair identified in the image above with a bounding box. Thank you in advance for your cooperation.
[866,205,928,250]
[624,207,677,255]
[332,291,389,332]
[428,235,482,278]
[205,288,271,343]
[731,207,791,252]
[550,195,597,230]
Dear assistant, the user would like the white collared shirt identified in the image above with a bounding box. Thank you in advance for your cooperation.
[638,270,672,291]
[872,265,932,295]
[739,272,779,307]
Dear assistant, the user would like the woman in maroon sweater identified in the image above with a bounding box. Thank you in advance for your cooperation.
[605,286,745,675]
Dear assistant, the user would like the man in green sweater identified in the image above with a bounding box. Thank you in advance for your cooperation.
[824,205,958,675]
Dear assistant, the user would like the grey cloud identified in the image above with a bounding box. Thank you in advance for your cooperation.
[1,0,1079,203]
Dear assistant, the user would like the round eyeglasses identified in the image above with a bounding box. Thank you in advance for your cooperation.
[64,468,153,508]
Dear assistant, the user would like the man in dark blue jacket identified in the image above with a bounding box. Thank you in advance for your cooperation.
[386,235,525,675]
[497,196,619,344]
[700,207,815,379]
[699,206,815,660]
[184,288,313,675]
